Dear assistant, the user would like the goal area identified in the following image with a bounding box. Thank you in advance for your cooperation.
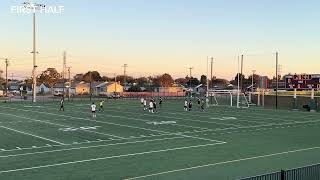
[207,90,249,108]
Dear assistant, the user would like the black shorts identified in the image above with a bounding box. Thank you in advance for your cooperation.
[92,111,96,113]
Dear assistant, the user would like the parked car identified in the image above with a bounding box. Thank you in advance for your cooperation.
[53,90,64,97]
[111,92,121,99]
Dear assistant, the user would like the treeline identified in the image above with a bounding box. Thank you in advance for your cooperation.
[1,67,277,91]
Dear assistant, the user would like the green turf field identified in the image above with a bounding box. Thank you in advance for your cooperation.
[0,99,320,180]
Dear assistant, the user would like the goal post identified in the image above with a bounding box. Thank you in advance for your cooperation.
[207,89,249,108]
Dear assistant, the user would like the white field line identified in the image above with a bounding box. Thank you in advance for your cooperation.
[60,105,320,133]
[1,106,170,134]
[105,102,318,123]
[0,142,225,174]
[171,123,208,130]
[125,146,320,180]
[0,126,64,145]
[105,105,267,125]
[70,106,242,128]
[0,133,182,153]
[0,106,223,143]
[0,112,125,139]
[0,120,34,124]
[198,118,320,134]
[50,105,221,130]
[0,136,185,158]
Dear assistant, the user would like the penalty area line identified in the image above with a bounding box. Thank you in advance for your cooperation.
[0,126,64,145]
[0,142,225,174]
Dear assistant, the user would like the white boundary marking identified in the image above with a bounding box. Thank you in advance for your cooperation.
[0,142,225,174]
[0,112,125,139]
[0,106,222,143]
[70,106,242,128]
[0,126,64,145]
[125,146,320,179]
[0,136,186,158]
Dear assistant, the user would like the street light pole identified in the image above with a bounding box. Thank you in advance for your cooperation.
[23,1,45,103]
[32,12,37,102]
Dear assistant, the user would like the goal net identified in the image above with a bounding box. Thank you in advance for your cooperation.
[207,90,249,108]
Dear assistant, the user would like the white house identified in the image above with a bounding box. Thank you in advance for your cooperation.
[38,83,50,94]
[95,82,123,95]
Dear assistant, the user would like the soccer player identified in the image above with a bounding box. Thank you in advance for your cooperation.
[184,99,188,111]
[159,97,163,108]
[197,97,201,109]
[99,100,105,112]
[140,97,144,107]
[143,99,147,111]
[153,99,157,113]
[149,99,154,113]
[59,98,64,111]
[91,102,97,118]
[200,98,205,112]
[188,100,193,111]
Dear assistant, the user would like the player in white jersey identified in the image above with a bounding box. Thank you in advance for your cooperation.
[59,98,65,111]
[140,97,144,107]
[91,102,97,118]
[149,100,154,113]
[143,99,147,111]
[184,99,188,111]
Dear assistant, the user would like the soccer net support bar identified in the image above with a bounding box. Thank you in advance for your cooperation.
[207,90,249,108]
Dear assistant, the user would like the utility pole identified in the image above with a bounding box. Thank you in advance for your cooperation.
[210,57,213,88]
[114,73,117,93]
[237,56,240,108]
[0,58,9,96]
[62,51,66,97]
[276,52,279,109]
[251,70,256,103]
[67,67,71,101]
[206,57,209,101]
[122,64,128,89]
[5,59,9,96]
[188,67,193,88]
[240,54,244,92]
[89,71,92,101]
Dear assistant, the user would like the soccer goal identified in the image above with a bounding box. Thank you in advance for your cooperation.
[207,90,249,108]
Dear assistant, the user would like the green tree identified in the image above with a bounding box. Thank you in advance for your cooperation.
[73,74,84,82]
[38,68,61,92]
[128,85,142,92]
[200,75,207,85]
[136,77,148,86]
[82,71,102,82]
[190,77,200,86]
[159,73,174,87]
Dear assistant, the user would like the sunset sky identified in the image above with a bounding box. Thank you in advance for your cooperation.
[0,0,320,80]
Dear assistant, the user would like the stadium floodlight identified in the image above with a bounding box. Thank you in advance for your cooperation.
[23,1,45,103]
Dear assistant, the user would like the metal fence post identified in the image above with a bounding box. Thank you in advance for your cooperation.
[281,170,285,180]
